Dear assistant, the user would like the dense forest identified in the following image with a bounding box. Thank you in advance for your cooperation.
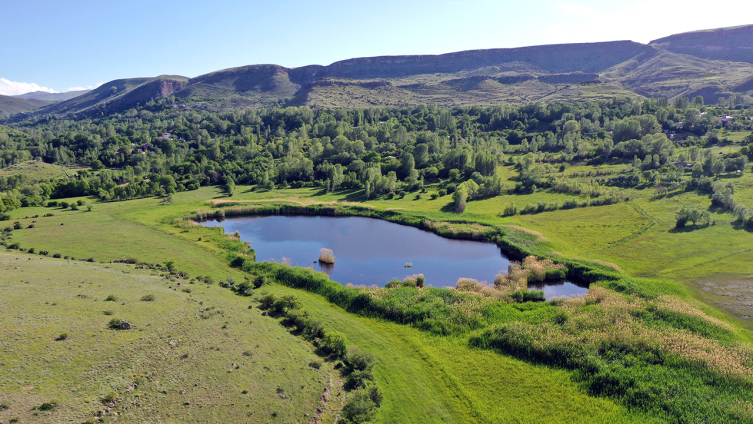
[2,96,752,219]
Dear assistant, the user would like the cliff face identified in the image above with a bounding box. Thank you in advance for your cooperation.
[288,41,652,80]
[37,76,188,116]
[650,25,753,63]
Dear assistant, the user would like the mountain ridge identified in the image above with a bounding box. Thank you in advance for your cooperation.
[11,24,753,118]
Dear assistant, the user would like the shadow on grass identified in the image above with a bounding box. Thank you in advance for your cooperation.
[668,224,711,233]
[440,202,458,213]
[731,222,753,232]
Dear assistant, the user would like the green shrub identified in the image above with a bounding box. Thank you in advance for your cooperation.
[345,369,373,390]
[37,401,57,411]
[56,333,68,341]
[341,390,377,424]
[102,392,116,404]
[347,348,376,372]
[309,360,322,369]
[105,295,118,302]
[140,294,155,301]
[322,331,347,358]
[108,319,127,330]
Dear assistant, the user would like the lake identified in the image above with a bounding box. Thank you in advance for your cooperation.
[202,215,589,299]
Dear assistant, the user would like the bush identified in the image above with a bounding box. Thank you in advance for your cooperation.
[13,221,22,230]
[341,390,377,424]
[102,392,116,405]
[28,248,35,254]
[253,275,268,288]
[108,318,128,330]
[140,294,155,301]
[0,213,9,221]
[309,360,322,369]
[347,348,376,372]
[322,331,347,358]
[105,295,118,301]
[345,369,373,390]
[52,253,61,258]
[438,189,447,196]
[502,203,518,216]
[37,401,57,411]
[56,333,68,341]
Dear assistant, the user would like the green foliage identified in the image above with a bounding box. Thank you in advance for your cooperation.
[322,331,348,358]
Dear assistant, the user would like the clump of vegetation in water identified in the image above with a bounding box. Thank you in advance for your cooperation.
[318,248,335,264]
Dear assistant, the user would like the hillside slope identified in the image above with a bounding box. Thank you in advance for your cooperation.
[38,76,188,116]
[651,24,753,64]
[13,90,90,102]
[0,95,52,116]
[11,24,753,116]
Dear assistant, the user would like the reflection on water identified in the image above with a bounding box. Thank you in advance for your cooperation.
[203,215,589,297]
[318,261,335,275]
[528,279,590,299]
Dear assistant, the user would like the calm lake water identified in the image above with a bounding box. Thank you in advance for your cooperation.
[202,215,589,299]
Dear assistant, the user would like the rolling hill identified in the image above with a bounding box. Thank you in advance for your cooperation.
[0,95,53,117]
[13,24,753,118]
[37,75,188,117]
[651,24,753,64]
[13,90,90,102]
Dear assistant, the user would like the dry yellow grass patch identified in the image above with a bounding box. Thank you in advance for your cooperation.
[501,225,549,242]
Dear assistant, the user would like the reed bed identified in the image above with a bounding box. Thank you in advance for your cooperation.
[318,248,335,264]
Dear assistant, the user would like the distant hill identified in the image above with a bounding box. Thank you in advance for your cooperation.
[651,25,753,64]
[38,75,188,116]
[13,90,90,102]
[0,94,52,116]
[8,24,753,117]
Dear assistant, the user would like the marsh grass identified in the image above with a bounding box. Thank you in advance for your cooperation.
[318,248,335,264]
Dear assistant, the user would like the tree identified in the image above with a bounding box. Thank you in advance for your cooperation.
[453,185,467,213]
[224,177,235,197]
[399,153,415,180]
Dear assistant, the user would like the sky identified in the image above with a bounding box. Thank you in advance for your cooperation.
[1,0,751,95]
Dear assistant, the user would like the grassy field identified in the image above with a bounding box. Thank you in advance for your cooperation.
[0,251,327,423]
[1,188,645,423]
[0,161,76,181]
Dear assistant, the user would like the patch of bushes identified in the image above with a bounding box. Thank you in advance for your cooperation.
[36,401,57,411]
[108,318,129,330]
[140,294,155,301]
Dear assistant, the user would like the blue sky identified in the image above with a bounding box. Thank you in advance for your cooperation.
[1,0,751,94]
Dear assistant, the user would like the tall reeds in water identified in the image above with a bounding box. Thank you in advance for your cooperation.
[318,248,336,264]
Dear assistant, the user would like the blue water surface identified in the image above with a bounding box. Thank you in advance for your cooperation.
[202,215,588,298]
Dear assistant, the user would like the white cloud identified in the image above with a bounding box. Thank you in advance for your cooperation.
[540,0,753,45]
[0,78,57,96]
[67,82,105,92]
